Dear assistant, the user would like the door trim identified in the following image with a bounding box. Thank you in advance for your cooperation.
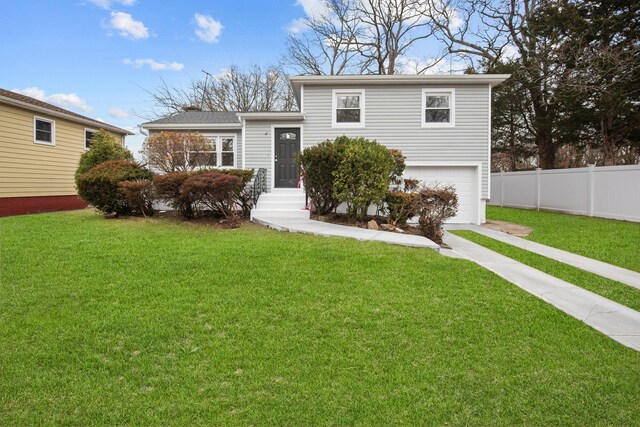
[271,124,303,190]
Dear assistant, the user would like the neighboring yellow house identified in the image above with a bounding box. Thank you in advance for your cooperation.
[0,88,132,216]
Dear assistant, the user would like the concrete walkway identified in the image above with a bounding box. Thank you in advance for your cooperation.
[447,224,640,290]
[443,232,640,351]
[252,216,440,250]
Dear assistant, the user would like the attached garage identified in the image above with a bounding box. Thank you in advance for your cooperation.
[404,164,481,224]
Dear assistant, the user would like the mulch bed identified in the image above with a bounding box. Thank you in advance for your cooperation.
[311,213,423,236]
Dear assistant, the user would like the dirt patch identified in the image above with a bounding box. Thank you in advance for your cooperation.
[482,220,532,237]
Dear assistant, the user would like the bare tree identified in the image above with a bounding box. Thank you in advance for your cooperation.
[283,0,444,75]
[427,0,577,169]
[354,0,440,74]
[141,131,213,173]
[283,0,362,75]
[144,65,296,118]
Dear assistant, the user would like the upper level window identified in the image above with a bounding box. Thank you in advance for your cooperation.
[85,129,96,150]
[422,89,455,128]
[34,117,55,145]
[332,89,365,127]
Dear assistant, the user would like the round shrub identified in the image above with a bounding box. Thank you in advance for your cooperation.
[180,172,243,220]
[333,136,395,220]
[77,160,152,216]
[153,171,194,217]
[384,191,418,226]
[76,129,133,186]
[297,140,340,215]
[119,180,154,217]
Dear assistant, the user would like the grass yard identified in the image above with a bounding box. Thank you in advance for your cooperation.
[487,206,640,272]
[1,210,639,426]
[451,230,640,312]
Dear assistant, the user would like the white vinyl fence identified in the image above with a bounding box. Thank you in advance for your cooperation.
[490,165,640,222]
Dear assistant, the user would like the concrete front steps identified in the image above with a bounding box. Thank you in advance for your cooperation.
[250,188,310,220]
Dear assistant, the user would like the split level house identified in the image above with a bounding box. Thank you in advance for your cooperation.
[0,88,132,216]
[141,74,510,224]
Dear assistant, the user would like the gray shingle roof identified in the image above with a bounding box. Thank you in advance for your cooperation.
[141,111,240,126]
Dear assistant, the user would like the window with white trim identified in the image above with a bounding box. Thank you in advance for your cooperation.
[422,89,455,127]
[34,117,55,145]
[333,89,365,127]
[197,135,236,168]
[84,129,96,150]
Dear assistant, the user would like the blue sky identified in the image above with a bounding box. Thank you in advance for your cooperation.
[0,0,317,154]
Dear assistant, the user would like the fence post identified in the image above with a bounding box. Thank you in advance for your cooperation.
[500,170,504,207]
[535,168,541,211]
[587,164,595,217]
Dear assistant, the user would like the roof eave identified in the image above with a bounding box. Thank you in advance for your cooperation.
[0,95,133,135]
[288,74,512,94]
[236,112,305,121]
[139,123,242,130]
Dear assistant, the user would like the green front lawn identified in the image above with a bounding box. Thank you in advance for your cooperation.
[1,211,639,425]
[487,206,640,272]
[452,230,640,312]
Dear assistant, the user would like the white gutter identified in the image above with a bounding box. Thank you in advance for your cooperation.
[0,95,133,135]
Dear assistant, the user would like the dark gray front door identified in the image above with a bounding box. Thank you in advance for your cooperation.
[274,127,300,188]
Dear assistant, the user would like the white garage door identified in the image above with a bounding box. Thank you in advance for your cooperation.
[404,165,478,224]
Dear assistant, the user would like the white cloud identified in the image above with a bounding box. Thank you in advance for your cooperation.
[296,0,328,20]
[109,107,131,118]
[108,11,149,39]
[398,56,462,75]
[194,13,223,43]
[122,58,184,71]
[447,8,463,31]
[95,117,106,122]
[287,0,329,34]
[500,44,520,61]
[286,17,308,34]
[13,87,93,113]
[88,0,135,10]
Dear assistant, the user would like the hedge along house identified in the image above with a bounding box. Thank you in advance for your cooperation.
[0,88,132,216]
[141,74,510,224]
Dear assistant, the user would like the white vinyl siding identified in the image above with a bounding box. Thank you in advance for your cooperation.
[302,84,491,199]
[244,120,304,190]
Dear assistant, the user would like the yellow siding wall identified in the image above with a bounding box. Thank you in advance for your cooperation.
[0,103,123,198]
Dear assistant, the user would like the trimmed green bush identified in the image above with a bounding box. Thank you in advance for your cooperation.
[384,191,418,226]
[297,141,340,215]
[333,136,395,220]
[388,149,406,186]
[76,129,133,187]
[77,160,152,216]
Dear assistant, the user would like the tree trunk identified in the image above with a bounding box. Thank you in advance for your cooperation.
[537,132,557,169]
[600,117,617,166]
